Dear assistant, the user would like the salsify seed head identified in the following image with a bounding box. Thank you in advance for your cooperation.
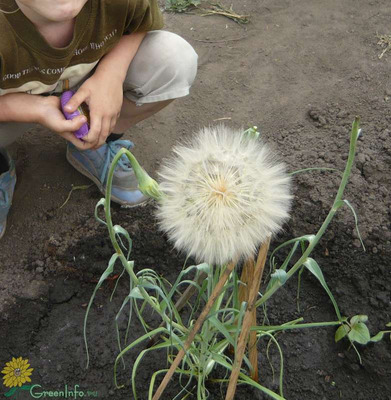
[155,125,292,266]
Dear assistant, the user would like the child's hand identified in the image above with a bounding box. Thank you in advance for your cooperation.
[63,73,124,149]
[38,96,90,149]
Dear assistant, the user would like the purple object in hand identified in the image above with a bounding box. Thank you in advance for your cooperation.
[60,90,89,139]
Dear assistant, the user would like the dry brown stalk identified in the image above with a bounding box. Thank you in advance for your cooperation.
[152,260,237,400]
[238,257,254,304]
[225,238,270,400]
[199,3,249,24]
[248,304,258,381]
[237,256,259,381]
[377,33,391,59]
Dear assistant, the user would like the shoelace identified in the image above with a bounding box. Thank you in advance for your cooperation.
[100,140,134,184]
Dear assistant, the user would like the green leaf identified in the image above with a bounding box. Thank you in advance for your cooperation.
[335,324,350,342]
[129,287,144,299]
[386,322,391,327]
[370,331,385,343]
[270,270,288,284]
[196,262,211,274]
[4,388,17,397]
[243,125,260,140]
[113,225,132,247]
[208,316,235,348]
[238,373,286,400]
[269,235,315,271]
[84,253,119,368]
[59,184,93,209]
[94,198,107,226]
[350,315,368,324]
[289,167,340,176]
[342,200,365,251]
[303,258,342,320]
[348,322,371,345]
[113,327,169,390]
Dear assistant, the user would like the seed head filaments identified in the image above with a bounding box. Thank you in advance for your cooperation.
[156,125,292,265]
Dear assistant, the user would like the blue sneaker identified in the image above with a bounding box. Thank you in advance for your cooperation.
[66,140,149,207]
[0,149,16,240]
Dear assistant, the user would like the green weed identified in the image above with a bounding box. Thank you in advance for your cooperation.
[165,0,200,12]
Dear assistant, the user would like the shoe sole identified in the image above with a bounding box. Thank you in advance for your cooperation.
[66,150,149,208]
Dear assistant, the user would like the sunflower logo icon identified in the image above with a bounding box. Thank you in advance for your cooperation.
[1,357,33,397]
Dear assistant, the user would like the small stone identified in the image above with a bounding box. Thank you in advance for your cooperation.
[36,267,44,273]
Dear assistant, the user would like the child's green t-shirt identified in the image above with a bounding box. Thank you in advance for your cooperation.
[0,0,164,95]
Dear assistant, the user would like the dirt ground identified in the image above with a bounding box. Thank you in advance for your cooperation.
[1,0,390,399]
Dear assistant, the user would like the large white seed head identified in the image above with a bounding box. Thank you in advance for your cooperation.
[155,125,292,266]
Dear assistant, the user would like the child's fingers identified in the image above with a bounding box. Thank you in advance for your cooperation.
[60,131,90,150]
[83,115,102,147]
[64,87,89,112]
[110,115,119,133]
[60,114,88,133]
[95,117,111,148]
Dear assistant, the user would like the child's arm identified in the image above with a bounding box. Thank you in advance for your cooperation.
[0,93,89,149]
[64,32,147,149]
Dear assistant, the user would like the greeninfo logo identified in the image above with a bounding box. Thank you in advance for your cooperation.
[30,385,98,398]
[1,356,98,398]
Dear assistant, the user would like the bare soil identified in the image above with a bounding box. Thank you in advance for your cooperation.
[1,1,390,399]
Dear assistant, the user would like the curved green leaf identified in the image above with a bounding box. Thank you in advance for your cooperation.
[84,253,119,368]
[303,258,342,321]
[351,315,368,324]
[335,324,350,342]
[348,322,371,345]
[370,331,385,343]
[94,198,107,226]
[342,199,365,251]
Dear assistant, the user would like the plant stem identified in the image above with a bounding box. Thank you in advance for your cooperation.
[249,320,342,332]
[152,260,237,400]
[104,149,185,333]
[255,117,360,309]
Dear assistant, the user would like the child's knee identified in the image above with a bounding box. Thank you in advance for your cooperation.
[154,31,198,86]
[125,30,198,101]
